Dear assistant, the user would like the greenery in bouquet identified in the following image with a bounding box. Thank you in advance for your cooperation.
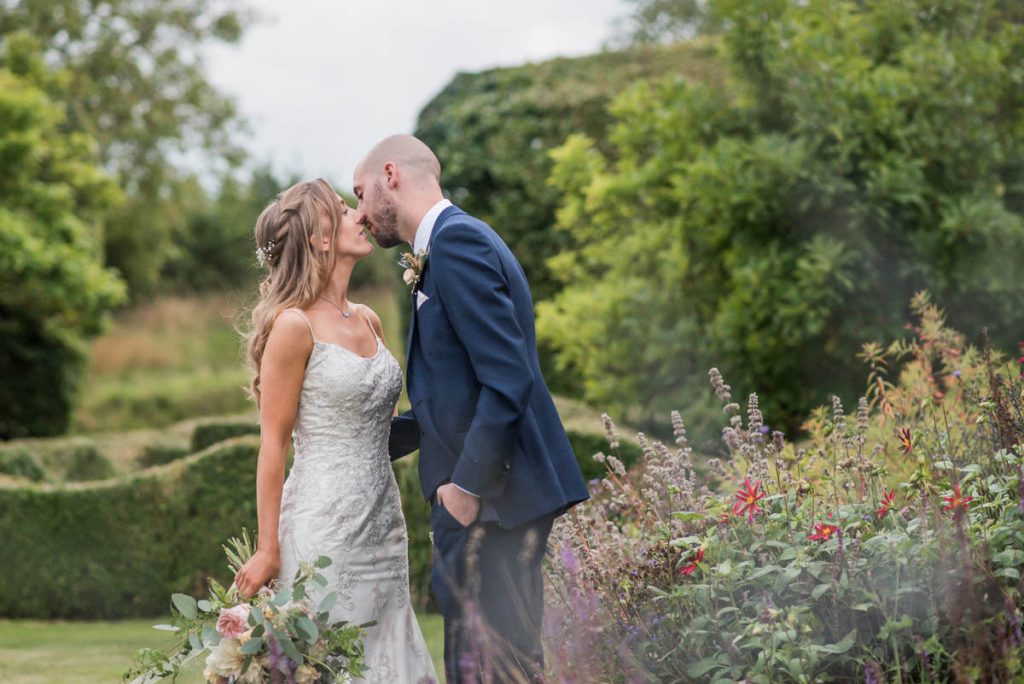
[125,530,370,684]
[544,294,1024,682]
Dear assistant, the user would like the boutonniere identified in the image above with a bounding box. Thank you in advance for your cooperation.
[398,249,428,291]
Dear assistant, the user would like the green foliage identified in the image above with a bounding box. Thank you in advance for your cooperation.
[61,444,116,482]
[160,167,287,293]
[545,299,1024,681]
[0,49,126,438]
[0,437,260,619]
[540,0,1024,439]
[190,420,261,453]
[0,447,45,482]
[0,1,250,296]
[414,41,723,308]
[136,443,191,469]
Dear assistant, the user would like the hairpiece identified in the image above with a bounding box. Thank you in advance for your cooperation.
[255,239,277,268]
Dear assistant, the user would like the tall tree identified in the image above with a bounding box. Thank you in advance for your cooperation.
[0,0,250,296]
[0,37,125,438]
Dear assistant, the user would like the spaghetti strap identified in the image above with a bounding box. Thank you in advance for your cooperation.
[358,306,381,341]
[285,308,318,343]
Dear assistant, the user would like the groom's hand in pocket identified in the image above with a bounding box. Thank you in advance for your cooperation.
[234,549,280,597]
[437,482,481,527]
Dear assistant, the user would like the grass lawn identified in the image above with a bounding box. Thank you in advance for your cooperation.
[0,613,445,683]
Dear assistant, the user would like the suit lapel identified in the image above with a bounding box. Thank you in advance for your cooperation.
[404,204,465,383]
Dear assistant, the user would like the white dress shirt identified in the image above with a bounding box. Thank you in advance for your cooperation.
[412,199,452,254]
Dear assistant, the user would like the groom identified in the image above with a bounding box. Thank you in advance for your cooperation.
[353,135,589,682]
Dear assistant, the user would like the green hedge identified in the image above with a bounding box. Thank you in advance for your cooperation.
[61,444,116,482]
[0,447,45,482]
[190,420,261,452]
[136,442,191,468]
[0,437,259,619]
[0,428,619,619]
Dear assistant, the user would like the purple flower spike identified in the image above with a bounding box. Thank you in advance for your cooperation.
[560,543,580,574]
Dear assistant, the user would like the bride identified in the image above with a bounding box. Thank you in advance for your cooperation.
[235,178,437,683]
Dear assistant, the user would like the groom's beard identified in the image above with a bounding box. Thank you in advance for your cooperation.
[370,182,402,248]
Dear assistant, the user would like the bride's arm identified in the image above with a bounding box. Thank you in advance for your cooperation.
[234,311,312,597]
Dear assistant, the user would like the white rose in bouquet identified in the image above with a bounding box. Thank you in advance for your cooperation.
[203,637,244,681]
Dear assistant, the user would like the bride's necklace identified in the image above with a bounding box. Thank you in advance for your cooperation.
[320,296,352,318]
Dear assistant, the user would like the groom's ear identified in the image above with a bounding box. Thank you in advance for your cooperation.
[383,162,398,189]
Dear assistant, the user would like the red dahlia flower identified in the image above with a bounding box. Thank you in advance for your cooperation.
[680,547,704,576]
[733,479,766,523]
[897,428,913,455]
[877,490,896,520]
[943,483,973,513]
[808,521,839,542]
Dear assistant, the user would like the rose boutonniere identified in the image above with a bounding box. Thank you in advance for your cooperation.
[398,249,428,291]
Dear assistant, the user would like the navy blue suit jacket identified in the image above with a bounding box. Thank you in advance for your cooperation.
[389,206,589,529]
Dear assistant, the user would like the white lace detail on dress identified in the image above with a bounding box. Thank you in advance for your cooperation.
[276,309,436,683]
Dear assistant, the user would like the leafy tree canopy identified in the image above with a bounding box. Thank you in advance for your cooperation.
[539,0,1024,440]
[0,0,251,296]
[0,41,126,437]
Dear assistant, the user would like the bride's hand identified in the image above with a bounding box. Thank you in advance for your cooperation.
[234,549,280,598]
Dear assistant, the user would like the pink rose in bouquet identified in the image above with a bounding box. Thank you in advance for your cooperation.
[216,604,251,639]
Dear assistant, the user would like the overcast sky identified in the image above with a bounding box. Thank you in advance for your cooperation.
[204,0,627,193]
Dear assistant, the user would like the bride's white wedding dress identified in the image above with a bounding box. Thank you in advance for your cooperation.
[276,308,437,684]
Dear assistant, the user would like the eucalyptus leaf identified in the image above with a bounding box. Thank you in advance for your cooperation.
[171,594,198,620]
[240,637,264,655]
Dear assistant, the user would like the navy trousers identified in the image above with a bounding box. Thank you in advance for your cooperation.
[429,501,554,683]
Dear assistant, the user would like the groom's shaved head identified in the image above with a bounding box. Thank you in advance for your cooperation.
[357,134,441,183]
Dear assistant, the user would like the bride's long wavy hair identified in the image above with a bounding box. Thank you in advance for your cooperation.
[243,178,343,406]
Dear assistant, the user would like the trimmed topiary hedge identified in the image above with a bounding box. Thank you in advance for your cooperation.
[1,427,623,619]
[0,446,46,482]
[136,442,191,468]
[60,444,116,482]
[190,420,261,453]
[0,437,259,619]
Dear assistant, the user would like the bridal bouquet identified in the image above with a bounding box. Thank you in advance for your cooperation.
[124,530,369,684]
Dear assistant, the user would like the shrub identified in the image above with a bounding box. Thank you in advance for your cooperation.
[0,447,45,482]
[540,0,1024,439]
[136,442,190,468]
[190,420,260,452]
[544,297,1024,682]
[60,444,115,482]
[0,437,259,619]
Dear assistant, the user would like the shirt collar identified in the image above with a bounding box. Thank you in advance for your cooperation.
[412,199,452,254]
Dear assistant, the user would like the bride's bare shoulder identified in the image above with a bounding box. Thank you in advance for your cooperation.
[266,308,315,355]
